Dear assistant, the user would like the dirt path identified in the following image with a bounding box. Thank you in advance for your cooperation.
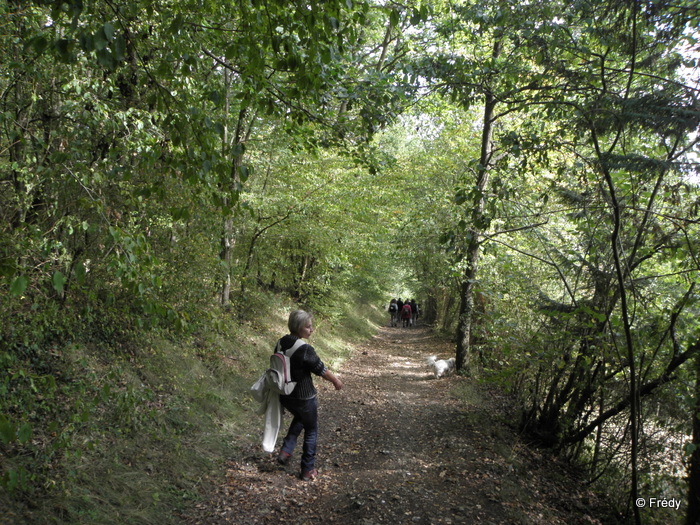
[186,326,606,524]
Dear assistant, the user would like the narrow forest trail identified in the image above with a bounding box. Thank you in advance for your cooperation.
[185,325,607,525]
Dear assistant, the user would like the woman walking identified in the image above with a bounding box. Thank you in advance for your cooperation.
[276,310,343,481]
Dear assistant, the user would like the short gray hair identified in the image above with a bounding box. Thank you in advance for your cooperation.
[288,310,312,336]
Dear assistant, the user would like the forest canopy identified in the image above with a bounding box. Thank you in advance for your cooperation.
[1,0,699,523]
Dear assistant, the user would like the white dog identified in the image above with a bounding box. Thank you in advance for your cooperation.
[426,355,456,379]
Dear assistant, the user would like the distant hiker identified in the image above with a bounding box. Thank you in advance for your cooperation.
[396,298,404,316]
[401,302,412,327]
[276,310,343,481]
[388,299,398,327]
[410,299,419,326]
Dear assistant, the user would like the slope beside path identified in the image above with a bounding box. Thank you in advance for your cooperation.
[185,325,607,524]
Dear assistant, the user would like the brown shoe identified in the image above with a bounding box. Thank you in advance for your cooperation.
[300,468,318,481]
[277,451,292,466]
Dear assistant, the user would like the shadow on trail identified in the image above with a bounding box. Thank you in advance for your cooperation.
[185,326,606,525]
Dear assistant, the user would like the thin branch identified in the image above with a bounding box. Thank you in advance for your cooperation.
[480,220,549,241]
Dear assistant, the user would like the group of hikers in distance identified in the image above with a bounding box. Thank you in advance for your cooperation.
[388,298,419,328]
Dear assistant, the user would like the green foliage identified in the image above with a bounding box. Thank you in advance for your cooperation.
[1,0,699,522]
[0,286,376,523]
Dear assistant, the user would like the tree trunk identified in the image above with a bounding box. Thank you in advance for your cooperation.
[599,148,641,525]
[219,98,248,306]
[220,215,234,306]
[592,386,605,477]
[687,350,700,525]
[455,40,500,371]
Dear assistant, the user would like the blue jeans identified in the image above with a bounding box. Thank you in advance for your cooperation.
[279,396,319,472]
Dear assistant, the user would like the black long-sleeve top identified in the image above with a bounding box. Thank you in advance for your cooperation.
[277,334,327,400]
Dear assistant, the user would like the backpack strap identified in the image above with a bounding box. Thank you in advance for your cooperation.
[275,338,305,357]
[273,338,306,386]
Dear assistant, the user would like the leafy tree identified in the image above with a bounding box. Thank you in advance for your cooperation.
[396,0,699,518]
[414,0,584,370]
[3,0,700,520]
[521,1,698,518]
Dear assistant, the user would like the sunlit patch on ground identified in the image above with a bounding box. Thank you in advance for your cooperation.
[185,325,608,525]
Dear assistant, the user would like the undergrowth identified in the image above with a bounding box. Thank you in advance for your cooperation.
[0,290,384,524]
